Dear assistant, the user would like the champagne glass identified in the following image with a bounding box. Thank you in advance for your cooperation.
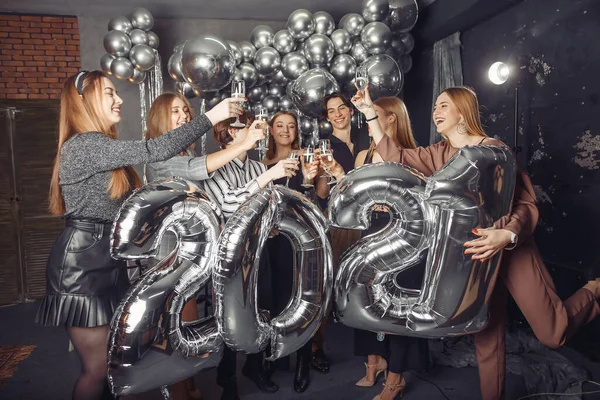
[285,151,300,187]
[319,139,337,185]
[230,80,246,128]
[255,105,269,151]
[301,145,315,188]
[355,66,369,95]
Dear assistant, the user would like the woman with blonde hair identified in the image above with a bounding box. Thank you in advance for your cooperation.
[350,85,600,400]
[35,70,241,400]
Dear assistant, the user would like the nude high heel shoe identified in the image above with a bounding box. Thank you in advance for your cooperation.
[372,376,406,400]
[355,357,388,387]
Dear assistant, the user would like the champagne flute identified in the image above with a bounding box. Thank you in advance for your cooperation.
[355,66,369,95]
[319,139,337,185]
[230,80,246,128]
[255,105,269,151]
[285,151,300,187]
[301,145,315,188]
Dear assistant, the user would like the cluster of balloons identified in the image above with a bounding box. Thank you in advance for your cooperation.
[100,8,160,84]
[168,0,418,137]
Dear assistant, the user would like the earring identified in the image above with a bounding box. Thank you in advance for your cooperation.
[457,121,467,134]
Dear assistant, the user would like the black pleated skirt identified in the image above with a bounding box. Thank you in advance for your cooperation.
[35,218,130,328]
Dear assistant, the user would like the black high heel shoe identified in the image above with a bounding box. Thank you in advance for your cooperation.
[294,352,311,392]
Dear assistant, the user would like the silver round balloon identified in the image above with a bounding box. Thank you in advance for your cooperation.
[303,34,335,67]
[329,54,357,84]
[298,114,315,134]
[250,25,275,49]
[330,29,352,54]
[110,56,134,80]
[248,84,267,102]
[205,91,227,109]
[128,68,145,84]
[255,73,268,87]
[390,35,407,55]
[238,62,259,88]
[281,52,309,81]
[270,70,289,86]
[254,46,281,76]
[108,16,133,34]
[103,30,132,57]
[399,32,415,53]
[362,0,390,22]
[318,119,333,136]
[289,68,340,118]
[238,41,257,64]
[273,30,296,55]
[146,31,159,49]
[361,22,392,54]
[130,7,154,31]
[176,82,200,99]
[129,29,148,46]
[286,9,315,41]
[399,54,412,73]
[360,54,403,99]
[388,0,419,33]
[296,40,306,56]
[100,53,115,75]
[313,11,335,36]
[339,13,365,37]
[227,41,243,66]
[279,95,294,111]
[268,84,286,97]
[168,51,185,82]
[181,35,235,92]
[232,67,243,82]
[350,40,369,64]
[262,95,279,114]
[129,44,155,71]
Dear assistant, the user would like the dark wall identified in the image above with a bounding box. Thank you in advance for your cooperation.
[405,0,600,275]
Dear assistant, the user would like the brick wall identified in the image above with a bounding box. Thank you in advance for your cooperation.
[0,13,80,99]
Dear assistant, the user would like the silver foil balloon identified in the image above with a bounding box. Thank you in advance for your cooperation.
[214,186,332,359]
[262,95,279,114]
[205,91,227,110]
[399,54,412,73]
[239,41,257,64]
[248,84,267,103]
[289,68,340,118]
[330,29,353,54]
[273,30,296,55]
[313,11,335,36]
[271,70,289,87]
[361,22,392,54]
[360,54,403,99]
[339,13,366,37]
[298,114,315,134]
[100,53,115,75]
[330,54,357,84]
[108,178,223,396]
[279,96,293,111]
[350,41,369,64]
[251,25,275,49]
[281,52,309,81]
[296,40,306,56]
[108,16,133,34]
[318,119,333,136]
[388,0,419,33]
[399,32,415,54]
[255,73,268,87]
[239,62,259,88]
[254,46,281,76]
[362,0,390,22]
[147,31,160,49]
[232,67,244,82]
[176,82,200,99]
[129,44,155,71]
[129,28,148,46]
[110,56,134,80]
[103,30,132,57]
[286,9,315,41]
[227,41,243,66]
[330,146,517,338]
[390,35,407,55]
[128,68,146,84]
[303,34,335,67]
[130,7,154,31]
[181,35,235,92]
[268,85,286,97]
[168,51,185,83]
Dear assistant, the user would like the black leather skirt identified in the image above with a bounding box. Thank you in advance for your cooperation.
[35,218,130,328]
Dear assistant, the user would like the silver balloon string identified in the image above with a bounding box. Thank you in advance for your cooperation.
[141,50,164,184]
[200,99,206,156]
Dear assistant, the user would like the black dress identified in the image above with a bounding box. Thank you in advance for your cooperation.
[353,147,430,375]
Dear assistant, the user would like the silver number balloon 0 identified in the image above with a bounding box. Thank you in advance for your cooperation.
[108,178,223,396]
[330,145,516,338]
[214,186,333,360]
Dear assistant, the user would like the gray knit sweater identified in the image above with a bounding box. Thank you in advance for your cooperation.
[59,114,212,222]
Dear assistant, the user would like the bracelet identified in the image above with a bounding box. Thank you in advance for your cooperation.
[366,115,378,122]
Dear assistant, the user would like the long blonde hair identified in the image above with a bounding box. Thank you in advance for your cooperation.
[49,70,141,215]
[441,86,487,137]
[145,92,194,140]
[264,111,300,160]
[373,96,416,149]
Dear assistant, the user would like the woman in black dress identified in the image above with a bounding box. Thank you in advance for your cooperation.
[35,70,241,400]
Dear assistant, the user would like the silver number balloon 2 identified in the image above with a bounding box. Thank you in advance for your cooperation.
[108,178,222,396]
[215,186,333,360]
[330,145,516,338]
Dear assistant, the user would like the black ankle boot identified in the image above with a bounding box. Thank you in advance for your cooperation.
[311,348,330,373]
[242,361,279,393]
[294,353,310,392]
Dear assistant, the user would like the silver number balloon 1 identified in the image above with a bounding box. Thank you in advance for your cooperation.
[108,178,223,396]
[214,186,333,360]
[329,145,516,338]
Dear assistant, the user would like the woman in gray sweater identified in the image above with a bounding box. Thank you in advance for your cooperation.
[35,70,241,400]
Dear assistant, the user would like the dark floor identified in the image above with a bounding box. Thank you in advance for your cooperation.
[1,302,600,400]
